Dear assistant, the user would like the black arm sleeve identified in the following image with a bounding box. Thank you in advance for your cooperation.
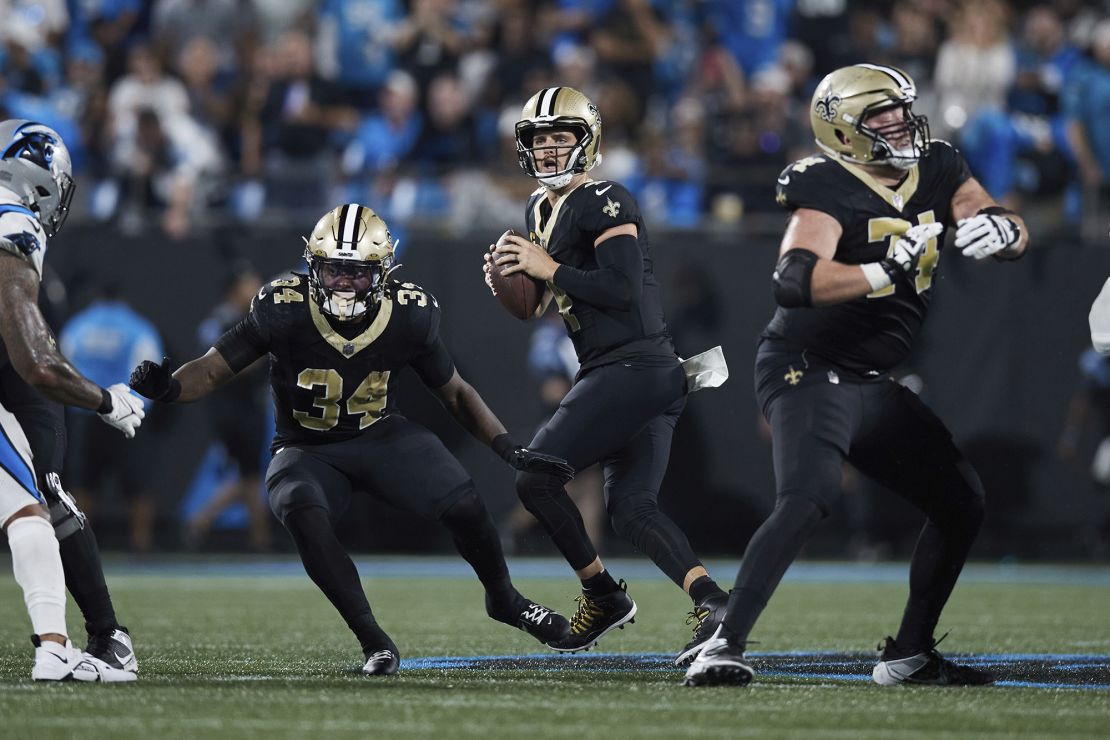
[213,310,268,373]
[411,336,455,388]
[551,232,642,310]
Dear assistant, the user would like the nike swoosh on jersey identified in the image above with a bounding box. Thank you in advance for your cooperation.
[594,185,613,195]
[777,175,790,186]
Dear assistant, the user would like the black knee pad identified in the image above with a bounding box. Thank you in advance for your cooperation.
[514,470,566,514]
[437,486,484,527]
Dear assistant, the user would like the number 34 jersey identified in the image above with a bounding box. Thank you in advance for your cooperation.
[765,140,972,373]
[214,274,454,451]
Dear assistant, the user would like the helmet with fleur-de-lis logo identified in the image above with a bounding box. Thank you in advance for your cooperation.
[810,64,930,170]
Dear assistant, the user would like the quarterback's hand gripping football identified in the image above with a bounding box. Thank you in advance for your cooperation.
[129,356,180,402]
[98,383,145,439]
[954,213,1020,260]
[883,222,944,278]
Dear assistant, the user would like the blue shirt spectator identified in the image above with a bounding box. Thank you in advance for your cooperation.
[316,0,405,94]
[706,0,793,77]
[59,295,163,412]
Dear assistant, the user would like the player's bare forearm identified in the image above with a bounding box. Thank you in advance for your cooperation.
[810,259,876,305]
[432,370,507,446]
[0,252,103,409]
[173,349,238,402]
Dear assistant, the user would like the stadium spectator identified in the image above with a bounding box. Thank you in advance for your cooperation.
[108,107,223,238]
[151,0,256,79]
[340,70,422,191]
[1063,19,1110,241]
[186,263,271,552]
[240,29,356,217]
[961,5,1082,207]
[60,286,163,553]
[933,0,1015,141]
[314,0,407,107]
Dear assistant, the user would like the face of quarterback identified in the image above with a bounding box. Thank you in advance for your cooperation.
[530,128,579,177]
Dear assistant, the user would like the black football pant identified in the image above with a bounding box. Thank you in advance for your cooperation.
[520,360,706,587]
[723,344,985,653]
[267,418,519,653]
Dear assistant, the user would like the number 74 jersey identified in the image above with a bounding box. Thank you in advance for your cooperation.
[767,140,972,373]
[215,273,452,451]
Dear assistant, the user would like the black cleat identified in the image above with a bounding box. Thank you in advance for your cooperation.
[872,634,995,686]
[362,640,401,676]
[85,626,138,673]
[488,592,570,644]
[674,594,728,666]
[683,626,754,687]
[547,580,637,653]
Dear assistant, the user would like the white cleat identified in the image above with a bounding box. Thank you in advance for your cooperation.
[32,637,138,683]
[682,626,755,687]
[87,627,138,673]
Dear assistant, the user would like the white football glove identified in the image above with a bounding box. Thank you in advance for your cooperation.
[98,383,146,439]
[955,213,1020,260]
[884,222,945,276]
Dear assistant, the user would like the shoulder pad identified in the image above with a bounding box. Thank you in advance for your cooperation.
[389,280,439,310]
[776,155,838,210]
[578,180,639,231]
[253,274,309,313]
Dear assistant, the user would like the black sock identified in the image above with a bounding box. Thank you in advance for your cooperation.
[58,524,119,636]
[688,576,726,606]
[440,491,516,606]
[581,570,619,595]
[723,496,823,642]
[284,506,391,654]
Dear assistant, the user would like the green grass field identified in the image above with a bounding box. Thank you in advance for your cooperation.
[0,558,1107,739]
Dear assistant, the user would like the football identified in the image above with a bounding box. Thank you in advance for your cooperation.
[488,229,543,320]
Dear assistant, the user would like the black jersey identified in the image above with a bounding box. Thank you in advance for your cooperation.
[214,273,455,451]
[527,180,675,372]
[765,141,972,373]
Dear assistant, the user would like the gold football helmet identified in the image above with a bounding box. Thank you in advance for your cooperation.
[303,204,398,321]
[810,64,930,170]
[516,86,602,189]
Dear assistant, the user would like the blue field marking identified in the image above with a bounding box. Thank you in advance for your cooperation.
[92,555,1110,586]
[400,651,1110,691]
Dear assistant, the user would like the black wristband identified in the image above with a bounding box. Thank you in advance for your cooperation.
[97,388,113,414]
[491,433,518,462]
[161,378,182,403]
[879,258,904,283]
[977,206,1016,217]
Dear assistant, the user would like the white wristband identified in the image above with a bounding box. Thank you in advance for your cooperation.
[861,262,892,292]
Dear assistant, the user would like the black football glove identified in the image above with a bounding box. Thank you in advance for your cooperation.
[492,434,575,483]
[129,356,181,402]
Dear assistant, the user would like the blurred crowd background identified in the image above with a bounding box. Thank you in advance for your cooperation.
[1,0,1107,236]
[9,0,1110,560]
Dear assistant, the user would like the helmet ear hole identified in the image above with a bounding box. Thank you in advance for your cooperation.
[836,130,850,145]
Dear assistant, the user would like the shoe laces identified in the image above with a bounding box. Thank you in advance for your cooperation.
[568,593,605,636]
[685,606,710,635]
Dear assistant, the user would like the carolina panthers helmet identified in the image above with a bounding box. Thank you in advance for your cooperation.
[303,204,398,321]
[516,87,602,190]
[0,120,74,237]
[810,64,930,170]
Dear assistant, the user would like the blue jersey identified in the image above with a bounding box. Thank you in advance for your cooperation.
[1062,61,1110,174]
[317,0,404,89]
[59,301,163,411]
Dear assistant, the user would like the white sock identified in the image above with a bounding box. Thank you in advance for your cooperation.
[7,515,68,638]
